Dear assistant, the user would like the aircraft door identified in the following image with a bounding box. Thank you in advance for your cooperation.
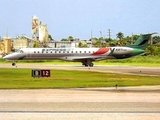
[26,49,31,58]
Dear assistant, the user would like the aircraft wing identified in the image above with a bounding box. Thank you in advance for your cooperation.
[65,56,109,62]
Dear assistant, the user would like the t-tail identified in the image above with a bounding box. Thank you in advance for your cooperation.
[127,32,157,50]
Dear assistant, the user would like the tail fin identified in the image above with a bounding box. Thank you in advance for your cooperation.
[127,33,157,50]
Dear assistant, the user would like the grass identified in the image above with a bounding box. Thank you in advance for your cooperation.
[96,56,160,66]
[0,68,160,89]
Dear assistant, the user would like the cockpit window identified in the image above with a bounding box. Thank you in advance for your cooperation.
[20,50,24,53]
[16,50,24,53]
[16,50,20,53]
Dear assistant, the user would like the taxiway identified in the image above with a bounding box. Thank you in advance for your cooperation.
[1,63,160,76]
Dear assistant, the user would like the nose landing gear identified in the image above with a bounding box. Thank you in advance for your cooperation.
[12,61,16,67]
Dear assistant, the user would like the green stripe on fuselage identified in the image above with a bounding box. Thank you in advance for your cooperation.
[111,48,144,59]
[131,48,144,56]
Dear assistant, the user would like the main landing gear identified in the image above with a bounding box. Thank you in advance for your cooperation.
[82,62,94,67]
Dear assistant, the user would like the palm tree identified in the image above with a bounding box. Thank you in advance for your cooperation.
[116,32,124,40]
[68,36,74,41]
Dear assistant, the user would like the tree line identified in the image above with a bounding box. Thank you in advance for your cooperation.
[59,32,160,56]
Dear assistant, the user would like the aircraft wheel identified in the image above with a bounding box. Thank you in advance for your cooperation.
[12,62,16,66]
[89,63,94,67]
[85,64,88,67]
[82,62,88,67]
[82,62,93,67]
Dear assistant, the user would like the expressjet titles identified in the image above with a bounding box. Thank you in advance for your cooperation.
[42,48,70,53]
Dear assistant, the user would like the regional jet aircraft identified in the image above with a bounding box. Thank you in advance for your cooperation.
[3,33,156,67]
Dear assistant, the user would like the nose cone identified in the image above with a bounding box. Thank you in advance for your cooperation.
[3,53,26,60]
[2,54,16,61]
[2,56,7,60]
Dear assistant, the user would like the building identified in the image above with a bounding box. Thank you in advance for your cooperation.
[13,36,31,50]
[4,38,11,53]
[48,41,77,48]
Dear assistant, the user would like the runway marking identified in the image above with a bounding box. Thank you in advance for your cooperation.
[0,111,160,113]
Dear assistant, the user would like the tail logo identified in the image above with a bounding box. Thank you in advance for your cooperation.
[109,48,115,56]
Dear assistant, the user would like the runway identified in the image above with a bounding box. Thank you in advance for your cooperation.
[0,87,160,120]
[0,63,160,119]
[1,63,160,76]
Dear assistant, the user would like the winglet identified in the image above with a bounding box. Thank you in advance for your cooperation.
[150,32,158,35]
[141,32,158,36]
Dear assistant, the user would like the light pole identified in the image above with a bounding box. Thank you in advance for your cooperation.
[99,30,102,47]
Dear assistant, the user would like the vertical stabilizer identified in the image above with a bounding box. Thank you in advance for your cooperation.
[127,33,157,50]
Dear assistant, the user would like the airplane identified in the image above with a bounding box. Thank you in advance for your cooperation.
[3,33,156,67]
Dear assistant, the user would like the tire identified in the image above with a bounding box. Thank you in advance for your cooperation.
[89,63,93,67]
[12,63,16,66]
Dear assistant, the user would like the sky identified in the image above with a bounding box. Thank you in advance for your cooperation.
[0,0,160,40]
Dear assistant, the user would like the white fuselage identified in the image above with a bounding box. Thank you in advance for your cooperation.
[3,47,135,61]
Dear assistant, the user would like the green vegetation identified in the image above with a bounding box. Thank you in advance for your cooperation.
[96,56,160,66]
[0,68,160,89]
[61,33,160,56]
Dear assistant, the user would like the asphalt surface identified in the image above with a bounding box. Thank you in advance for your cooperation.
[1,63,160,76]
[0,63,160,119]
